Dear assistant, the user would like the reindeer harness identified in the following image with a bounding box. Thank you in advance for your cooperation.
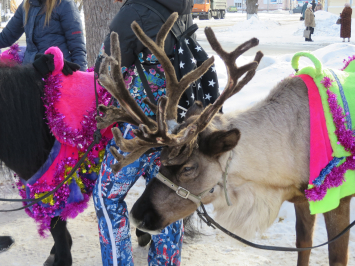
[155,151,234,207]
[292,52,355,215]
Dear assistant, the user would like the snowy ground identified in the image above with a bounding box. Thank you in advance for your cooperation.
[1,11,355,266]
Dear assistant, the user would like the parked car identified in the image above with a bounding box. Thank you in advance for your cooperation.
[227,6,238,12]
[293,5,303,13]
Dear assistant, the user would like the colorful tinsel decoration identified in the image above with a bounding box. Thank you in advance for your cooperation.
[305,88,355,201]
[17,73,111,237]
[42,73,111,150]
[320,76,333,89]
[341,55,355,71]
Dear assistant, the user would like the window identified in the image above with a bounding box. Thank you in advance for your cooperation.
[194,0,205,4]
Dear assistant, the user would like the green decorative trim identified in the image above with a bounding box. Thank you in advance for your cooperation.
[291,52,323,78]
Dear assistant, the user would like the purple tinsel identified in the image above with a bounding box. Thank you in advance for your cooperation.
[8,43,23,64]
[16,73,110,237]
[341,55,355,71]
[305,89,355,201]
[320,76,333,89]
[42,73,110,151]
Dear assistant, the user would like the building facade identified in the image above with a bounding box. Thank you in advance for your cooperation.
[227,0,354,16]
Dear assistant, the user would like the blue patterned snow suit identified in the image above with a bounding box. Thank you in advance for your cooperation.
[93,49,184,266]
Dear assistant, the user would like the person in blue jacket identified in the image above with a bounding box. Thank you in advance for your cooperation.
[0,0,87,70]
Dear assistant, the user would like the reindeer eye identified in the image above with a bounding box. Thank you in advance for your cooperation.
[183,166,194,172]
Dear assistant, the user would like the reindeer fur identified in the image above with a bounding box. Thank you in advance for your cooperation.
[212,76,310,238]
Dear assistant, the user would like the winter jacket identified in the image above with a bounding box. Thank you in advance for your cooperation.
[311,1,316,11]
[315,3,322,11]
[100,0,194,69]
[305,8,315,28]
[340,6,352,38]
[0,0,87,70]
[301,3,308,18]
[96,0,194,118]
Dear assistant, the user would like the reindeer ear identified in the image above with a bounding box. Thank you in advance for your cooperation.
[199,129,240,157]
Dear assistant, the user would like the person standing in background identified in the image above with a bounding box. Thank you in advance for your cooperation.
[305,3,315,42]
[311,0,316,11]
[0,0,87,70]
[301,1,309,20]
[340,3,352,42]
[315,1,322,11]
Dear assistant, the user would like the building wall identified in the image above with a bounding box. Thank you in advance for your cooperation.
[227,0,355,16]
[326,0,355,17]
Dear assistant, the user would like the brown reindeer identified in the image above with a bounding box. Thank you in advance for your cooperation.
[97,13,353,266]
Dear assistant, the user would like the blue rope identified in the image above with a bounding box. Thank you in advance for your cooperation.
[329,69,352,130]
[312,157,345,187]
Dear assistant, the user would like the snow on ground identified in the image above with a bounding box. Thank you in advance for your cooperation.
[1,11,355,266]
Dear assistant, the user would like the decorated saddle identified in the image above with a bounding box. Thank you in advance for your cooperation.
[0,43,25,65]
[10,47,112,236]
[292,52,355,215]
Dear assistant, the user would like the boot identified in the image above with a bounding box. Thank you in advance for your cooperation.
[0,236,14,253]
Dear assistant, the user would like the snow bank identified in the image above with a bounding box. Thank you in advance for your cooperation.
[228,15,281,32]
[222,43,355,112]
[294,10,355,37]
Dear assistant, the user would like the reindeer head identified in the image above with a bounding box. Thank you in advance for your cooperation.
[97,13,263,233]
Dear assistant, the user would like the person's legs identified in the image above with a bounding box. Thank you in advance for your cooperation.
[93,124,150,266]
[143,157,184,266]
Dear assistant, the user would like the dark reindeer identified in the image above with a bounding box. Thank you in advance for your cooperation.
[97,13,353,266]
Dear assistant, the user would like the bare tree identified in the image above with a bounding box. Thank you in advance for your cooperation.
[246,0,258,19]
[83,0,123,67]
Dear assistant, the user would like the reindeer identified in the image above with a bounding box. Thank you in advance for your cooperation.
[97,12,354,266]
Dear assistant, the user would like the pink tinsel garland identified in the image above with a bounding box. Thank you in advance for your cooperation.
[43,73,111,150]
[17,73,111,237]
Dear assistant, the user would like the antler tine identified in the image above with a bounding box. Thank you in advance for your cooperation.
[156,12,179,49]
[110,146,150,174]
[160,30,264,149]
[143,98,157,114]
[99,32,157,131]
[110,31,121,83]
[205,27,259,84]
[132,15,215,123]
[109,127,164,173]
[96,105,140,129]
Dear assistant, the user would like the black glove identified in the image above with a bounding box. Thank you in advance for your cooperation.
[33,53,55,78]
[62,60,80,76]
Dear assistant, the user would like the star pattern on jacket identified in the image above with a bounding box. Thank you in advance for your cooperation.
[195,46,202,52]
[205,93,212,101]
[191,57,196,63]
[178,47,184,54]
[179,61,185,69]
[180,111,186,118]
[208,79,216,86]
[198,83,201,90]
[211,66,216,72]
[185,39,189,45]
[186,100,190,106]
[191,94,195,100]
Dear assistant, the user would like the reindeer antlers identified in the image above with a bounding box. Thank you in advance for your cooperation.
[97,12,263,173]
[99,33,157,131]
[131,14,215,123]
